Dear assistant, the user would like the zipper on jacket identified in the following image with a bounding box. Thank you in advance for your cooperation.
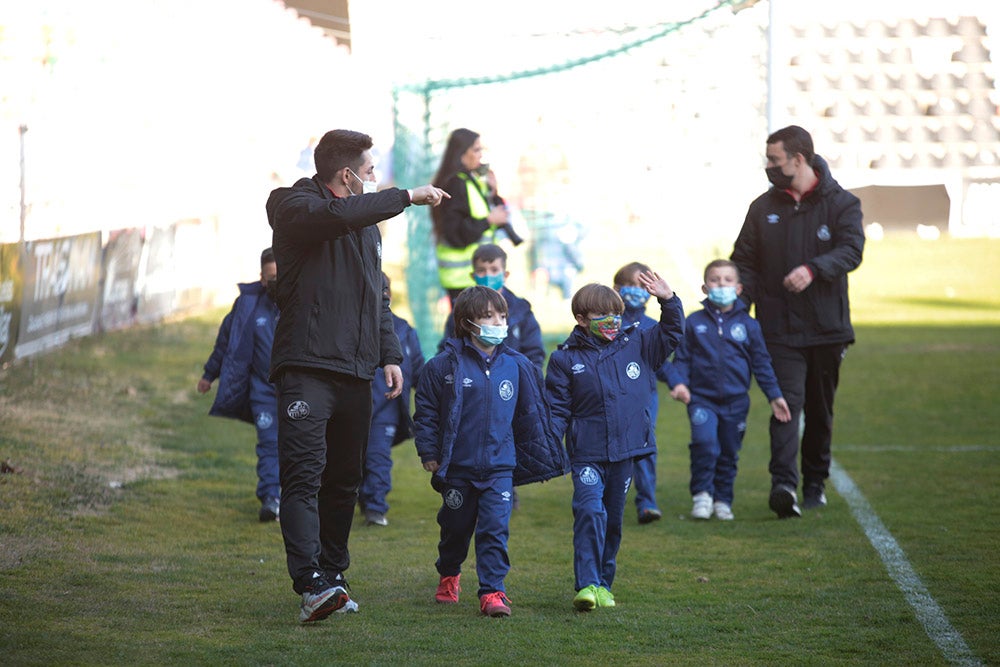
[480,354,492,473]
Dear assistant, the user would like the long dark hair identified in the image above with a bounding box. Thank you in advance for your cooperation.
[431,128,479,235]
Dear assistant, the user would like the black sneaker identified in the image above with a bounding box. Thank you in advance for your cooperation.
[768,485,802,519]
[259,497,280,522]
[802,484,827,510]
[299,573,342,623]
[637,508,662,525]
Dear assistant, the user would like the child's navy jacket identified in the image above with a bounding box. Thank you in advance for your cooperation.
[664,298,783,404]
[371,313,426,444]
[413,338,569,486]
[546,295,684,464]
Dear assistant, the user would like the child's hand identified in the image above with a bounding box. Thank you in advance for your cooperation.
[670,384,691,404]
[423,460,440,473]
[636,270,674,301]
[770,397,791,423]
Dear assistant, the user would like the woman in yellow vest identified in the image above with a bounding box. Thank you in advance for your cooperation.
[432,128,514,304]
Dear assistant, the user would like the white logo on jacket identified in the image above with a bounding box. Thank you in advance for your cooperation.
[579,466,600,486]
[695,323,709,335]
[462,377,473,388]
[626,362,641,380]
[730,323,747,342]
[498,380,514,401]
[256,411,273,429]
[444,374,454,385]
[817,224,831,241]
[767,213,780,224]
[445,488,464,509]
[287,400,310,420]
[571,363,586,374]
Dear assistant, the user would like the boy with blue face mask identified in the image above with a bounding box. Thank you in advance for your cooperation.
[613,262,674,525]
[546,274,684,611]
[665,260,791,521]
[414,286,568,618]
[438,244,545,372]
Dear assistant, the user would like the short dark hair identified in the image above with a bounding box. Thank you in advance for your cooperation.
[314,129,373,184]
[571,283,624,319]
[613,261,651,288]
[704,259,740,282]
[260,247,275,267]
[472,244,507,268]
[452,286,508,340]
[767,125,814,164]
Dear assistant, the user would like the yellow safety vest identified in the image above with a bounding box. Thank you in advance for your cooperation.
[436,172,497,290]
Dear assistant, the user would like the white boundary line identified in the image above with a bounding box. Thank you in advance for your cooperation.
[836,445,999,453]
[829,459,983,667]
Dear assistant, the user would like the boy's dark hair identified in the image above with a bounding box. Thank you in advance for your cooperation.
[314,129,374,184]
[767,125,815,164]
[452,286,508,340]
[260,247,275,267]
[613,261,651,288]
[571,283,624,319]
[472,243,507,268]
[704,259,740,282]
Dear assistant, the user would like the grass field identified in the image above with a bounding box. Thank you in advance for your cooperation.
[1,235,998,665]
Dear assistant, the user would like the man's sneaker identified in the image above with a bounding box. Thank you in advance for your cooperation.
[259,497,279,522]
[803,484,827,510]
[299,573,350,623]
[479,591,511,617]
[573,585,598,611]
[691,491,713,520]
[713,501,735,521]
[435,574,461,604]
[769,485,802,519]
[595,586,616,608]
[638,508,662,525]
[364,509,389,527]
[327,573,358,615]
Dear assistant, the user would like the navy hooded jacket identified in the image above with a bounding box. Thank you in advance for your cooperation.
[546,295,684,464]
[371,312,425,445]
[413,338,568,487]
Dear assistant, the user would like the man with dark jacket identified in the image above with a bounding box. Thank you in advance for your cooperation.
[731,125,864,519]
[266,128,447,623]
[197,247,280,522]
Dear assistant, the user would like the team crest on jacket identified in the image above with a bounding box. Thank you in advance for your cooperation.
[256,411,273,429]
[730,323,747,341]
[579,466,600,486]
[767,213,779,224]
[817,224,831,241]
[626,362,641,380]
[498,379,514,401]
[445,488,464,509]
[571,363,586,374]
[287,400,309,420]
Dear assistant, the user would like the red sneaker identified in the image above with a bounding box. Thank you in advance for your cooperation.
[435,574,461,604]
[479,591,511,617]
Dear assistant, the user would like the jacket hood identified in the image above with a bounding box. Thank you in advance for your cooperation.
[266,176,326,228]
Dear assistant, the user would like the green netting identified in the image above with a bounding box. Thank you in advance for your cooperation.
[393,0,750,351]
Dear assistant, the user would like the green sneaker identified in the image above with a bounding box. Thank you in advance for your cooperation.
[595,586,616,608]
[573,585,598,611]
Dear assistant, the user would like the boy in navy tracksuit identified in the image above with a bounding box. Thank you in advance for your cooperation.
[414,286,567,617]
[665,260,790,521]
[546,273,683,611]
[197,248,281,522]
[613,261,673,525]
[438,243,546,371]
[358,273,425,527]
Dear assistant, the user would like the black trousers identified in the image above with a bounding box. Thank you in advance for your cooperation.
[276,369,372,594]
[766,343,847,491]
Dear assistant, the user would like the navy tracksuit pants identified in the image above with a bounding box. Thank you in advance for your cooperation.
[686,395,750,505]
[572,460,633,591]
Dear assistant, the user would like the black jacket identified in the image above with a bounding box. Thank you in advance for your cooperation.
[266,175,411,381]
[731,155,864,347]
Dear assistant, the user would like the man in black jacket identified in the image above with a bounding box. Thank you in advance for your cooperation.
[266,129,447,622]
[731,125,864,519]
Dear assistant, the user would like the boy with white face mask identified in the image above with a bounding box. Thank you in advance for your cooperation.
[665,260,791,521]
[413,286,568,618]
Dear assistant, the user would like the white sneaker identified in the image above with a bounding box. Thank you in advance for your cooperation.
[691,492,713,520]
[713,501,734,521]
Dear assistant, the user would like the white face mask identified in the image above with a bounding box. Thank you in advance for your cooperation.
[347,167,377,195]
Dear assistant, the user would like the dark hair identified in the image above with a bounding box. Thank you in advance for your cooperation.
[571,283,624,319]
[472,244,507,268]
[431,128,479,236]
[452,285,508,340]
[703,259,740,282]
[260,247,275,267]
[613,261,651,288]
[767,125,814,164]
[314,129,373,184]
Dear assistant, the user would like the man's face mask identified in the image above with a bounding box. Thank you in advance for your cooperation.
[347,168,377,195]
